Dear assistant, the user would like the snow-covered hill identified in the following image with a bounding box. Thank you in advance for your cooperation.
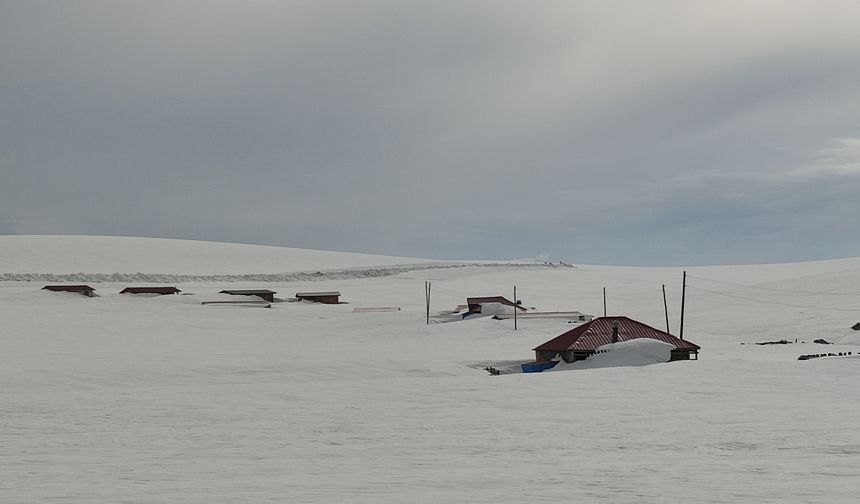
[3,235,860,503]
[0,235,435,275]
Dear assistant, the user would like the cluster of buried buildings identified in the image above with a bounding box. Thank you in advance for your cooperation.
[41,285,700,371]
[457,295,700,370]
[40,284,340,305]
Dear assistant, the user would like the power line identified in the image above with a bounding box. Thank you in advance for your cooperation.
[686,274,860,296]
[686,284,859,312]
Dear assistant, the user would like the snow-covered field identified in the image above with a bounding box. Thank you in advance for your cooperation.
[3,236,860,503]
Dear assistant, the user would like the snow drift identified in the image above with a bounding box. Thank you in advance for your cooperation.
[548,338,675,371]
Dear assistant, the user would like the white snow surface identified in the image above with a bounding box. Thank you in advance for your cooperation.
[3,236,860,502]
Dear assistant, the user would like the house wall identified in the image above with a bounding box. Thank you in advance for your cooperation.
[536,350,558,362]
[300,295,339,304]
[670,349,696,361]
[45,287,94,296]
[536,350,593,363]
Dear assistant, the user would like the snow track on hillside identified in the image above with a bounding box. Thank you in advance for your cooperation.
[1,262,570,283]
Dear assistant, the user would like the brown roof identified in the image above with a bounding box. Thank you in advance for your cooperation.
[296,291,341,297]
[42,285,95,293]
[533,316,700,352]
[120,286,181,294]
[467,296,527,311]
[219,289,276,295]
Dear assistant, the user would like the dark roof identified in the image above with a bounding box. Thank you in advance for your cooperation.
[533,316,700,352]
[219,289,277,295]
[467,296,527,311]
[120,286,181,294]
[42,285,95,292]
[296,291,340,297]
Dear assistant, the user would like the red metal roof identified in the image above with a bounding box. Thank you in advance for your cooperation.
[533,316,700,352]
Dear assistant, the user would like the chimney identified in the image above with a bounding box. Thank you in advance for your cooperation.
[611,320,619,343]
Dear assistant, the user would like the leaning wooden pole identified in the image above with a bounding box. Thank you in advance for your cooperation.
[679,271,686,341]
[662,284,670,334]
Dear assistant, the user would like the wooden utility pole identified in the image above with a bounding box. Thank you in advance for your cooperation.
[679,271,686,340]
[513,285,518,331]
[662,284,670,334]
[603,287,607,317]
[425,281,431,325]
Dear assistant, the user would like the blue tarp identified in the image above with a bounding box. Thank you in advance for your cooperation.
[520,360,558,373]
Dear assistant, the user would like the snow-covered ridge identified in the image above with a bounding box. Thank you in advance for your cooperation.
[0,235,436,275]
[0,235,569,282]
[0,261,565,283]
[0,235,438,276]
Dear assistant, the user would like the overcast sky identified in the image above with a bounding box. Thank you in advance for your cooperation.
[2,1,860,265]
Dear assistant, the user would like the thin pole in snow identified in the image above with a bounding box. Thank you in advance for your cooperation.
[662,284,670,334]
[425,281,431,325]
[513,285,517,331]
[680,271,686,340]
[603,287,607,317]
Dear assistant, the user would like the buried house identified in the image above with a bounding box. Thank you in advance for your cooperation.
[295,291,341,304]
[120,286,181,295]
[219,289,277,303]
[42,285,96,297]
[466,296,527,315]
[533,316,700,363]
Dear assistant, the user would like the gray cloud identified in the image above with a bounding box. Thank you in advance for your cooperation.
[2,1,860,264]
